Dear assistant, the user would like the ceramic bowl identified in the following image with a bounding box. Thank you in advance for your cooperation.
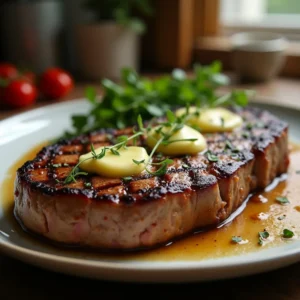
[230,32,288,82]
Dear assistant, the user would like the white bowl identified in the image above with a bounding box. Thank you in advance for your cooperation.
[230,32,288,82]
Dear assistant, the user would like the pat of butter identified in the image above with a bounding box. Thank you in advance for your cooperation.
[79,146,149,178]
[176,107,243,132]
[146,125,206,156]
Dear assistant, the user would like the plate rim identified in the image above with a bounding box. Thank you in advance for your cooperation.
[1,97,300,281]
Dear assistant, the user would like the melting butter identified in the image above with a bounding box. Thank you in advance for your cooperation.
[146,125,206,156]
[176,107,243,132]
[79,146,149,178]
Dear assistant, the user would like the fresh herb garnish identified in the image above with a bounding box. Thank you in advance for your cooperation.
[231,153,240,161]
[63,111,197,183]
[242,132,250,138]
[84,182,92,188]
[61,62,250,139]
[205,151,219,162]
[282,229,294,238]
[231,236,242,243]
[225,140,234,150]
[276,196,290,205]
[246,123,253,130]
[258,230,270,245]
[52,164,62,168]
[123,177,133,182]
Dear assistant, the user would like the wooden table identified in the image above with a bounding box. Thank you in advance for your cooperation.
[1,76,300,300]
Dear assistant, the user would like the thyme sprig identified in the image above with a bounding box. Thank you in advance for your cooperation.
[64,110,195,184]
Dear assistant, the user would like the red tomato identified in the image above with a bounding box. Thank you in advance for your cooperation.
[2,79,37,108]
[0,63,18,79]
[39,67,74,99]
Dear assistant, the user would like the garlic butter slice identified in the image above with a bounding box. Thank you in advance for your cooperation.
[146,125,206,156]
[79,146,149,178]
[176,107,243,132]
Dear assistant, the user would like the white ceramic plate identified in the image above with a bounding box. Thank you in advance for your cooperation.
[1,99,300,283]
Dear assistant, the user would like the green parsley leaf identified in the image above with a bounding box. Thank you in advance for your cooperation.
[225,140,233,150]
[259,231,270,239]
[117,135,128,143]
[282,229,294,239]
[242,132,250,138]
[276,196,290,205]
[85,86,97,104]
[206,151,219,162]
[60,61,250,139]
[258,230,270,245]
[231,236,242,244]
[84,182,92,188]
[166,110,176,123]
[246,123,253,130]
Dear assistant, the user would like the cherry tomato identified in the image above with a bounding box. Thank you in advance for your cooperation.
[0,63,18,79]
[39,67,74,99]
[2,79,37,108]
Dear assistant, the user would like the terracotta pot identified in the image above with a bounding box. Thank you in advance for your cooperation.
[75,22,139,80]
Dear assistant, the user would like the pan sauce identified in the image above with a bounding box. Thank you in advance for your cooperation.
[1,143,300,261]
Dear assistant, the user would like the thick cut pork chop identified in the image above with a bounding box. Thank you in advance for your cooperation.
[14,107,289,250]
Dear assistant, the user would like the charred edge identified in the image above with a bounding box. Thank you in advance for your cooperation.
[16,107,288,204]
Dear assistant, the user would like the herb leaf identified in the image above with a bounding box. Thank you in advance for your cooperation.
[276,196,290,205]
[206,151,219,162]
[133,159,145,165]
[60,62,250,139]
[231,236,242,243]
[282,229,294,238]
[258,230,270,245]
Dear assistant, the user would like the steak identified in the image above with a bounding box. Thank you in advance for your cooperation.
[14,107,289,250]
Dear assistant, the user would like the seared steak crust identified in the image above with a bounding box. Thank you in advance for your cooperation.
[14,107,289,249]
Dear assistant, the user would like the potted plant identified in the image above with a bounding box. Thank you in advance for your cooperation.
[76,0,152,80]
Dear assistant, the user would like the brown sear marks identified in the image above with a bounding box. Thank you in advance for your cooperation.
[33,160,48,168]
[55,167,74,180]
[16,107,289,205]
[97,185,125,198]
[64,180,85,189]
[59,145,83,154]
[90,134,109,143]
[29,169,49,182]
[53,154,79,165]
[91,177,122,190]
[130,178,158,193]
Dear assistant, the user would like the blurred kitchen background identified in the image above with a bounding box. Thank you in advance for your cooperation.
[0,0,299,81]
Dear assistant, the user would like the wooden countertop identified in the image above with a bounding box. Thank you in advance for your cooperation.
[1,75,300,299]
